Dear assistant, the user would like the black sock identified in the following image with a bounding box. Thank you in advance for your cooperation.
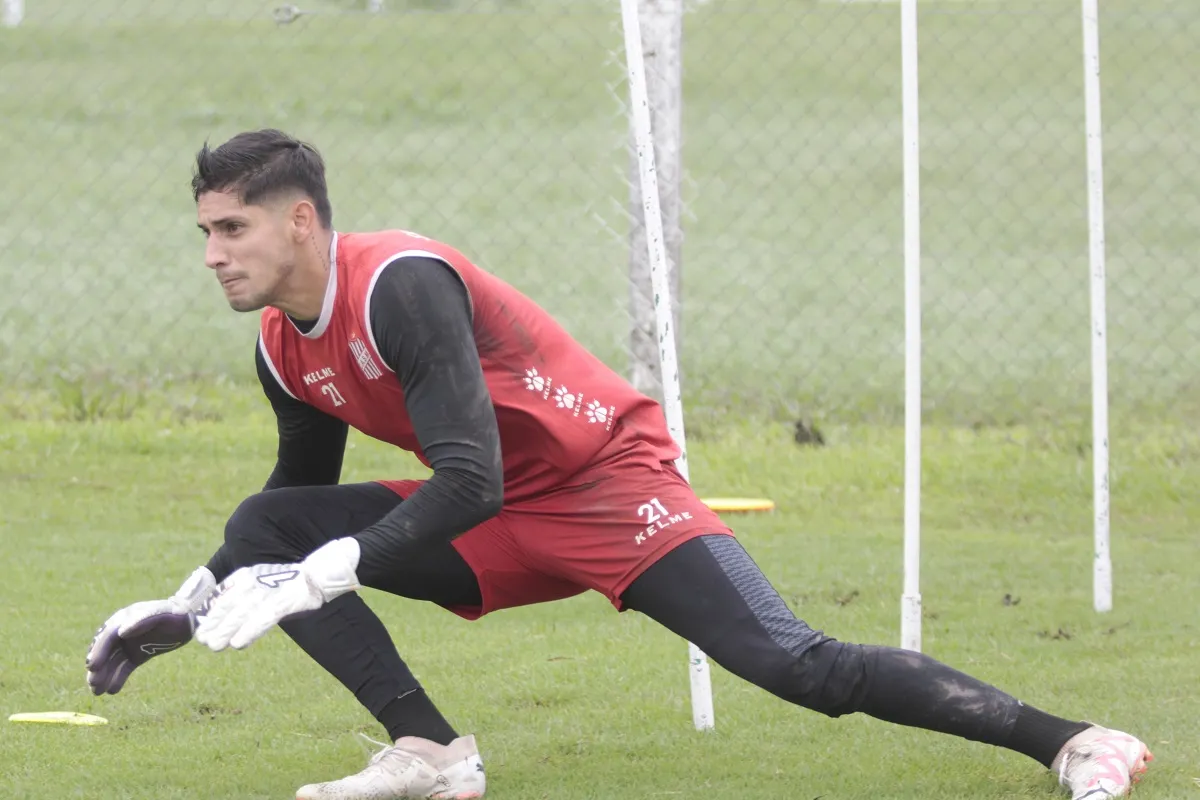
[846,647,1090,766]
[1003,703,1091,768]
[378,688,459,745]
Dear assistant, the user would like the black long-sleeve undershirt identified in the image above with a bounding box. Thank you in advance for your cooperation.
[205,256,503,584]
[259,354,349,491]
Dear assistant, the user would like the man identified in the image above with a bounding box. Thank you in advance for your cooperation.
[85,129,1152,800]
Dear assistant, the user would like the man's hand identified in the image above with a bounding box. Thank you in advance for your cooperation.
[86,566,217,695]
[194,538,361,653]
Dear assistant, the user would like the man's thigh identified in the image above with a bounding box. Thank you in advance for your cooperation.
[619,534,831,664]
[377,480,587,620]
[229,481,406,561]
[501,459,735,609]
[230,481,481,609]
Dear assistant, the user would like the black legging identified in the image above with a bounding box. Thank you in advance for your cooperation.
[623,535,1025,743]
[220,482,1083,767]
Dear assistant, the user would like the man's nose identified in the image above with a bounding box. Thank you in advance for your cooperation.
[205,237,229,270]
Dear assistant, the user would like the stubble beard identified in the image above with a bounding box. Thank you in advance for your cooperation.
[228,260,295,314]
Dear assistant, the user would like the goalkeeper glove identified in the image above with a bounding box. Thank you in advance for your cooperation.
[86,565,217,695]
[194,538,360,653]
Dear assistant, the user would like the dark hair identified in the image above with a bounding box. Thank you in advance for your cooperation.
[191,129,333,228]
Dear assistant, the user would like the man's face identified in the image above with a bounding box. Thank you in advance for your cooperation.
[196,189,297,313]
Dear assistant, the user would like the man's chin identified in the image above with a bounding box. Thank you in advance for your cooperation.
[227,295,267,313]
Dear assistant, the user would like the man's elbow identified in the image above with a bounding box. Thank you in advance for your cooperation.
[475,443,504,519]
[449,465,503,524]
[435,457,503,526]
[476,475,504,519]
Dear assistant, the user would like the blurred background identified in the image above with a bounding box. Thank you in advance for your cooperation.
[1,0,1196,432]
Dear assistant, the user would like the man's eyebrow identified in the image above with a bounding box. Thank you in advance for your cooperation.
[198,216,241,232]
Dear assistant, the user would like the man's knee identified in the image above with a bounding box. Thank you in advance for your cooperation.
[747,639,874,719]
[223,490,298,567]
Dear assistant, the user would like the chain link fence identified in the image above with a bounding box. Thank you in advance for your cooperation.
[915,0,1200,430]
[1,0,1196,430]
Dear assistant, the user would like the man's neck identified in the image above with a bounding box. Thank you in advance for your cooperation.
[274,230,335,322]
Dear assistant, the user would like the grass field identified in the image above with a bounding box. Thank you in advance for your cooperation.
[2,2,1198,799]
[2,391,1198,798]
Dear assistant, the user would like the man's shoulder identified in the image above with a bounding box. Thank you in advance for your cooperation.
[339,229,461,264]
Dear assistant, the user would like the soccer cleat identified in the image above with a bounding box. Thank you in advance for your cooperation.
[1053,725,1154,800]
[295,734,486,799]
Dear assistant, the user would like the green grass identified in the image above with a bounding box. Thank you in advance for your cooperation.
[2,389,1198,798]
[1,0,1197,422]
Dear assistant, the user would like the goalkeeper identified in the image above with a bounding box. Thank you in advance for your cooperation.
[86,129,1152,800]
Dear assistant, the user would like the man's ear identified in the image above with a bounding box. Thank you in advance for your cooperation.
[288,197,319,242]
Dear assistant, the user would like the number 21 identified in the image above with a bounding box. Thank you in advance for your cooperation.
[321,383,347,407]
[637,497,669,523]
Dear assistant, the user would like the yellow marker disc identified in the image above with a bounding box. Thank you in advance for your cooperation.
[701,497,776,513]
[8,712,109,726]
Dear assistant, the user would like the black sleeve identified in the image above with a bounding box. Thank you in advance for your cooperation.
[205,546,236,584]
[254,342,350,491]
[204,343,350,582]
[350,256,503,585]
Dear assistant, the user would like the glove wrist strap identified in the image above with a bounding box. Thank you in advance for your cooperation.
[303,538,362,602]
[172,566,218,612]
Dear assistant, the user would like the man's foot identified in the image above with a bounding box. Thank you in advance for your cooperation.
[1053,725,1153,799]
[295,734,485,799]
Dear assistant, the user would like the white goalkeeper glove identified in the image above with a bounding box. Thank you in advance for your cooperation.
[193,538,361,653]
[86,565,217,695]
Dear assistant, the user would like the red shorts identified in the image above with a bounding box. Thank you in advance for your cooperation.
[377,454,733,620]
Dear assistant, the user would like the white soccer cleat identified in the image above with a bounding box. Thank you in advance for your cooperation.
[295,734,486,800]
[1053,725,1153,800]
